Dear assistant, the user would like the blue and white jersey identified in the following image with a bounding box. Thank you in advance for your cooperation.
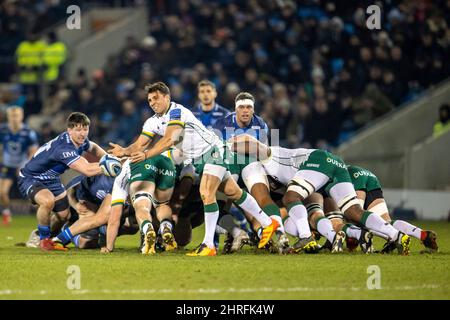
[213,113,269,144]
[191,103,230,129]
[20,132,90,180]
[0,124,38,168]
[67,175,113,205]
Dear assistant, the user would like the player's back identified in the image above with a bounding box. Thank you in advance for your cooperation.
[0,123,38,168]
[21,132,90,179]
[78,175,114,205]
[263,146,315,185]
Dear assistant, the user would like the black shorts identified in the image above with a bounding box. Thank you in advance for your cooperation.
[364,188,383,210]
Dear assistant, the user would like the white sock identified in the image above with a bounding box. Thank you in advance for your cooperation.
[159,220,172,234]
[271,215,285,233]
[344,224,362,240]
[392,220,422,240]
[364,212,398,241]
[370,229,389,240]
[316,218,336,243]
[231,226,243,238]
[283,217,299,237]
[215,225,228,235]
[141,221,152,234]
[288,204,312,239]
[203,203,220,248]
[235,191,271,227]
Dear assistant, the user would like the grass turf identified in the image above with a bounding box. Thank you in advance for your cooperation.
[0,216,449,300]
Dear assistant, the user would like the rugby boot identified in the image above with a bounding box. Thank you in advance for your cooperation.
[291,235,319,253]
[186,243,217,256]
[231,230,250,252]
[396,232,411,256]
[141,227,156,255]
[331,231,346,253]
[359,229,374,254]
[421,230,438,253]
[258,217,280,249]
[40,238,68,251]
[162,225,177,251]
[222,232,234,254]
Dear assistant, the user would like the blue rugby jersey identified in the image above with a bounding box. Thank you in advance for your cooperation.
[20,132,90,180]
[67,174,113,205]
[213,112,269,144]
[191,103,230,129]
[0,124,38,168]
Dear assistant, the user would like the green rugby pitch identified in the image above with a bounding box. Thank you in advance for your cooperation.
[0,216,449,300]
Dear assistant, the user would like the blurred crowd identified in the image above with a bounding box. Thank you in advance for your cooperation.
[1,0,449,149]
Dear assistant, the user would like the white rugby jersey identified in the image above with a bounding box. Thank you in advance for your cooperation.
[142,102,223,160]
[262,146,315,185]
[111,159,131,206]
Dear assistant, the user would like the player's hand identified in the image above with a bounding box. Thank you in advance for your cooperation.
[108,142,125,157]
[75,201,89,214]
[130,151,146,163]
[100,247,112,253]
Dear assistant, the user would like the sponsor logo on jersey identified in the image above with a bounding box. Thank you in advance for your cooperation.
[144,164,174,176]
[131,173,142,179]
[306,163,320,168]
[326,157,346,169]
[353,171,376,179]
[62,151,78,158]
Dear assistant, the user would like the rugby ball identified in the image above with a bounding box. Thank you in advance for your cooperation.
[99,154,122,177]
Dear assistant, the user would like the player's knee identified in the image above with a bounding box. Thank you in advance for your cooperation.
[282,191,302,207]
[200,189,216,204]
[344,204,363,222]
[39,196,55,210]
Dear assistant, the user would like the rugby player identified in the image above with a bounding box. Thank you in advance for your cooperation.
[101,157,176,254]
[52,174,114,249]
[108,82,279,256]
[346,165,438,253]
[214,92,289,253]
[231,135,411,255]
[192,80,230,129]
[17,112,106,251]
[0,106,38,225]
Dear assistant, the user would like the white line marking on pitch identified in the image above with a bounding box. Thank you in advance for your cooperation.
[0,284,443,295]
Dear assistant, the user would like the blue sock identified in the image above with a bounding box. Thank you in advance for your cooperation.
[72,235,81,248]
[99,225,107,235]
[37,225,51,240]
[230,206,253,235]
[57,227,74,245]
[213,231,220,250]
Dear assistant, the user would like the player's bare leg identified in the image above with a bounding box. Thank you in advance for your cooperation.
[0,178,13,225]
[219,176,277,249]
[154,187,177,251]
[130,181,156,254]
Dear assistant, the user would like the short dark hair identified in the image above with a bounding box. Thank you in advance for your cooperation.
[235,92,255,103]
[197,80,216,90]
[145,82,170,96]
[67,112,90,128]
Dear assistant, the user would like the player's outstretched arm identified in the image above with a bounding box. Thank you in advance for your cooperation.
[109,134,151,158]
[229,134,271,160]
[86,141,107,160]
[130,125,183,163]
[102,203,123,252]
[69,157,102,177]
